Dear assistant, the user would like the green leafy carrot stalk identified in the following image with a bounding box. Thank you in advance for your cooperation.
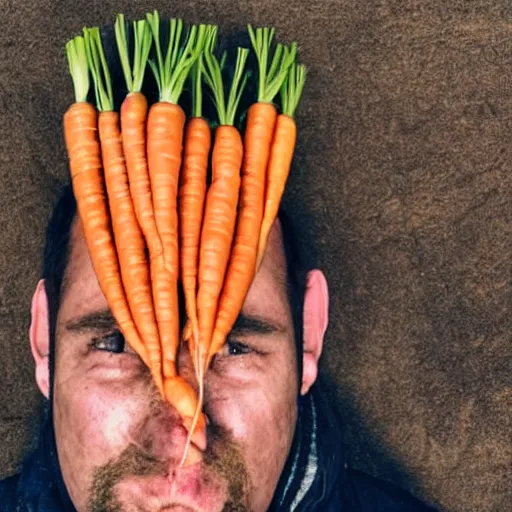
[66,35,90,103]
[256,61,307,270]
[281,62,306,117]
[247,25,296,103]
[115,14,153,94]
[190,25,217,118]
[202,37,249,125]
[83,27,113,112]
[191,59,203,118]
[146,11,207,104]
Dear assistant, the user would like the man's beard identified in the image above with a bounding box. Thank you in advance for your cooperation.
[87,424,251,512]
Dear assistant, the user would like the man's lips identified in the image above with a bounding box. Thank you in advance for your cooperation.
[113,464,227,511]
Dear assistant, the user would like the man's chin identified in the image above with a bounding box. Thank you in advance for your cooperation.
[109,470,228,512]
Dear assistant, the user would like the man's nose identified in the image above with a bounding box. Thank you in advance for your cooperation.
[135,390,206,466]
[164,375,207,451]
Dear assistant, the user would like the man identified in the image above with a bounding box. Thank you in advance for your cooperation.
[0,30,436,511]
[0,182,436,511]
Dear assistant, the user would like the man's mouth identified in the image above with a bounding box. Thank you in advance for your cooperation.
[111,468,227,512]
[87,425,251,512]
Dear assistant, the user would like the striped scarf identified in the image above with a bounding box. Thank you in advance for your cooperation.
[270,383,345,511]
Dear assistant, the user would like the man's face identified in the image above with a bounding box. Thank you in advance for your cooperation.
[52,219,299,511]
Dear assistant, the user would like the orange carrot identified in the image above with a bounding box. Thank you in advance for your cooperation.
[256,114,296,267]
[115,16,162,260]
[84,27,164,392]
[146,101,184,380]
[196,125,243,367]
[98,110,163,394]
[146,13,207,386]
[206,29,297,362]
[207,103,275,363]
[179,116,211,371]
[146,14,209,463]
[198,43,249,374]
[116,16,174,396]
[121,92,163,260]
[64,36,149,368]
[164,375,207,451]
[176,40,248,467]
[178,43,214,378]
[257,62,306,269]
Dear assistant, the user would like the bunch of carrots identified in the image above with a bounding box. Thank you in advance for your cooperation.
[64,11,306,464]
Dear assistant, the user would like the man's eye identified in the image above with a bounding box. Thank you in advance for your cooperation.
[91,331,125,353]
[226,340,252,357]
[209,338,261,371]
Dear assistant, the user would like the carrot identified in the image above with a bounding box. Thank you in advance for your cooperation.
[146,13,208,464]
[164,375,207,452]
[256,62,306,269]
[180,119,210,367]
[198,42,249,376]
[64,35,149,368]
[179,35,214,378]
[84,27,164,393]
[175,40,249,467]
[115,15,162,260]
[146,13,207,385]
[208,28,296,365]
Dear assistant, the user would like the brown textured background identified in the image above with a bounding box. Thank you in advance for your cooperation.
[1,1,511,511]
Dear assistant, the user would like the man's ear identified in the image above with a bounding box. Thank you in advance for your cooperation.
[301,269,329,395]
[29,279,50,399]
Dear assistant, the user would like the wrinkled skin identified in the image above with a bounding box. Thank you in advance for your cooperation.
[50,219,300,511]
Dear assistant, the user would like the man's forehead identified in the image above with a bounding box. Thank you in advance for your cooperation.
[63,216,288,303]
[258,218,288,285]
[60,218,101,307]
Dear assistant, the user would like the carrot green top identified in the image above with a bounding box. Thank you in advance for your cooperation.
[281,62,306,118]
[66,14,307,117]
[190,26,216,119]
[115,14,153,94]
[66,35,90,104]
[202,29,249,126]
[146,11,207,104]
[84,27,114,112]
[247,25,296,104]
[190,60,203,119]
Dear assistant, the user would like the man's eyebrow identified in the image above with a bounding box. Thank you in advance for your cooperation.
[65,310,286,336]
[65,309,118,334]
[230,313,287,336]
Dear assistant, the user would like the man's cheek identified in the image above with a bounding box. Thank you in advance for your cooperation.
[55,379,145,459]
[207,384,293,455]
[207,385,296,510]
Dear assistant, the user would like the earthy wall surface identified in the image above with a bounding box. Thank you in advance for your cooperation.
[1,1,511,511]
